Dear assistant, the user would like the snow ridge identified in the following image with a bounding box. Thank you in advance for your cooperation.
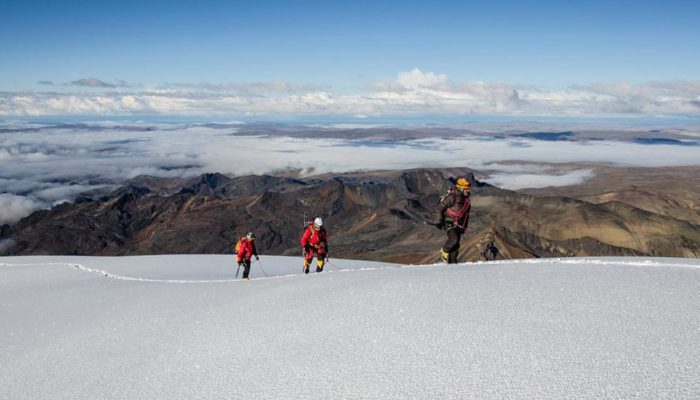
[475,257,700,269]
[70,262,246,283]
[1,257,699,286]
[0,260,404,283]
[0,261,290,283]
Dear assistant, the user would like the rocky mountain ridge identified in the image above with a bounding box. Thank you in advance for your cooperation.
[2,168,699,262]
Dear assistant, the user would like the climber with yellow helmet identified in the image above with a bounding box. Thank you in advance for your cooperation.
[431,177,472,263]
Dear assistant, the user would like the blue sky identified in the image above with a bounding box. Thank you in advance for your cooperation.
[1,0,699,117]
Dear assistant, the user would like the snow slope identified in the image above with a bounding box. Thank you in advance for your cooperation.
[1,255,699,399]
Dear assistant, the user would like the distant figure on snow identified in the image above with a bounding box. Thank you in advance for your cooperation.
[483,241,499,261]
[431,177,472,263]
[235,232,259,280]
[301,217,329,274]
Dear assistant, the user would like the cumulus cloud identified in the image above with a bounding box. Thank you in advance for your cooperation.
[397,68,449,89]
[2,70,699,117]
[570,80,700,114]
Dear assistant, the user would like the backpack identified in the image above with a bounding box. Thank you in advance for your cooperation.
[233,237,246,254]
[439,187,471,230]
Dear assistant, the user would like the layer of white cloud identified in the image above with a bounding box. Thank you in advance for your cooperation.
[0,194,43,225]
[34,184,109,204]
[485,169,595,190]
[2,70,699,116]
[2,122,699,223]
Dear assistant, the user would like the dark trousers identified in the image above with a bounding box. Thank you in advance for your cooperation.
[240,259,251,279]
[442,227,462,264]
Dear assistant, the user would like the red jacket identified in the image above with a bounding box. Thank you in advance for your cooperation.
[236,239,258,262]
[300,223,328,254]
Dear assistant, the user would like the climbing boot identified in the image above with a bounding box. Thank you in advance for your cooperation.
[440,249,449,263]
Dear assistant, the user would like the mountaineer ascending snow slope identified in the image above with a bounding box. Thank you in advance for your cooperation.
[301,217,329,274]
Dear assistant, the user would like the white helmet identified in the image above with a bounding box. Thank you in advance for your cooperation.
[314,217,323,228]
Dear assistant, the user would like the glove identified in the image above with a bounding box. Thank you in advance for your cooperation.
[434,221,444,230]
[237,261,242,266]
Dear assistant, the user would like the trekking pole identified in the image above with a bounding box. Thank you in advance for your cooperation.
[234,241,241,278]
[256,258,270,277]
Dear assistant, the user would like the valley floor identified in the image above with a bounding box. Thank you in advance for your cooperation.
[1,256,699,399]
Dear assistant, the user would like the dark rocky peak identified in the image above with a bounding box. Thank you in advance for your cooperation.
[179,173,231,197]
[189,172,229,188]
[112,185,151,199]
[284,177,307,186]
[108,185,151,209]
[127,175,188,195]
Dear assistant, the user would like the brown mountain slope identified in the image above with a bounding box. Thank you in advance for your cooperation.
[582,186,700,225]
[472,189,700,258]
[2,169,699,262]
[2,170,448,257]
[400,225,644,264]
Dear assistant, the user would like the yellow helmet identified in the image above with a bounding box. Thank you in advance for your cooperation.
[455,178,470,191]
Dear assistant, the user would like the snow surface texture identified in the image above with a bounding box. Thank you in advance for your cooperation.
[1,255,699,399]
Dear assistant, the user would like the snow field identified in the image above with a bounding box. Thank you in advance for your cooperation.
[1,255,699,399]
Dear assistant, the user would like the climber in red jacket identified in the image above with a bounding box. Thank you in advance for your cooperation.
[300,217,329,274]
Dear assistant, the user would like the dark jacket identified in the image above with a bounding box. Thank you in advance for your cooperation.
[434,189,471,231]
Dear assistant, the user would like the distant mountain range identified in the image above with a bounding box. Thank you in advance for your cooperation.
[2,168,699,262]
